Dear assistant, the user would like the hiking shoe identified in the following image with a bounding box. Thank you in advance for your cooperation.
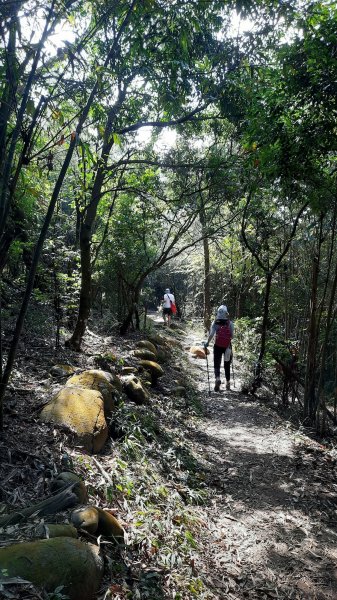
[214,378,221,392]
[226,381,231,390]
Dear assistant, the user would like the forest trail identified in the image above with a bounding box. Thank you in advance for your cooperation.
[179,324,337,599]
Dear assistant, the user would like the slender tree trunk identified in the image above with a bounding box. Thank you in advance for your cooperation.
[203,235,211,332]
[66,211,96,350]
[0,137,77,427]
[0,50,106,423]
[67,84,128,349]
[316,254,337,418]
[198,196,211,332]
[303,252,320,422]
[0,2,55,238]
[253,271,272,389]
[120,286,141,335]
[0,12,18,226]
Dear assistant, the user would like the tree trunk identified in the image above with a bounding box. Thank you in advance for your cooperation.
[303,252,320,421]
[316,253,337,418]
[203,234,211,332]
[119,287,141,335]
[253,271,272,390]
[66,218,94,351]
[0,72,104,425]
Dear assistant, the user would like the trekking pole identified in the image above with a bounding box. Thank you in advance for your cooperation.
[203,343,211,396]
[231,351,236,388]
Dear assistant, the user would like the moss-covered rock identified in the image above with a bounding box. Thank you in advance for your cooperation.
[34,523,78,539]
[66,369,118,415]
[71,506,124,540]
[136,340,157,355]
[123,375,149,404]
[96,507,124,539]
[172,385,187,397]
[40,387,108,454]
[51,472,88,503]
[148,333,169,348]
[138,360,164,386]
[71,506,99,534]
[121,366,138,375]
[155,346,170,363]
[0,537,104,600]
[50,364,75,377]
[134,349,157,361]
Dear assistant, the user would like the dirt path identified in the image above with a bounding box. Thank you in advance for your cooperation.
[182,326,337,599]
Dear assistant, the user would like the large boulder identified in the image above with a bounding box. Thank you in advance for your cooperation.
[123,375,149,404]
[40,387,108,454]
[66,369,121,415]
[138,360,164,386]
[0,537,103,600]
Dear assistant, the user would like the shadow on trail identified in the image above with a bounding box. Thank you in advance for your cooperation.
[177,353,337,598]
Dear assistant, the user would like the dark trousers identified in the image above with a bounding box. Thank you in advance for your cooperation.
[214,345,231,381]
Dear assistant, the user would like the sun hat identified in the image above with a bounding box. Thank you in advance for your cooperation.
[216,305,229,320]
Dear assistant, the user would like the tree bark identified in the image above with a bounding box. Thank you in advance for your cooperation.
[119,287,141,335]
[303,251,320,421]
[252,271,272,390]
[203,234,211,332]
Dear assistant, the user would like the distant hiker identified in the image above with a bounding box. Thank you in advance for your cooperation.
[204,305,234,392]
[162,288,176,326]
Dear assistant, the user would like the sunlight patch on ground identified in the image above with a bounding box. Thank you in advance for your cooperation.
[204,422,294,456]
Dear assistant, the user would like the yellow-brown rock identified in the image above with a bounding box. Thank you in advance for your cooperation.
[0,537,103,600]
[96,507,124,539]
[123,375,149,404]
[40,387,108,454]
[138,360,164,385]
[134,349,157,361]
[71,506,99,534]
[190,346,208,359]
[66,369,116,415]
[34,523,78,539]
[136,340,157,355]
[71,506,124,540]
[121,366,138,375]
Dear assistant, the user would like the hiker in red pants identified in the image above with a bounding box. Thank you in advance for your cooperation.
[204,305,234,392]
